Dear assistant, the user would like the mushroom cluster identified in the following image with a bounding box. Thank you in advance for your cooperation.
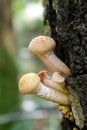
[18,36,75,124]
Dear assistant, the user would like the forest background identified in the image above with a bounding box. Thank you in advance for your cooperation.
[0,0,62,130]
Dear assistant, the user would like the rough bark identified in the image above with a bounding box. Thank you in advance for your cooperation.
[44,0,87,130]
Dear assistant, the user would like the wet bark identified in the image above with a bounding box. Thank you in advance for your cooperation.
[44,0,87,130]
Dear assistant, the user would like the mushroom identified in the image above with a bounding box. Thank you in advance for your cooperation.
[38,70,68,94]
[58,105,74,122]
[73,127,78,130]
[58,105,70,116]
[52,71,65,84]
[18,73,70,105]
[69,113,75,122]
[38,70,74,120]
[28,35,71,77]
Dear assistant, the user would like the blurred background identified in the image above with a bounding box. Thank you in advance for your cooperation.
[0,0,62,130]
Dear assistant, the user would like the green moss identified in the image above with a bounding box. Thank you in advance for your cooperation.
[52,0,58,14]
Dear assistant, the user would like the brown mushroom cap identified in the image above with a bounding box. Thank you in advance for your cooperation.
[28,35,56,54]
[18,73,40,94]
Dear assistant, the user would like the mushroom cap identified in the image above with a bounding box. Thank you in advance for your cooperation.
[18,73,40,94]
[52,71,65,83]
[28,35,56,54]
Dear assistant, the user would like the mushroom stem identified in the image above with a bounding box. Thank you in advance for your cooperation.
[19,73,70,105]
[38,70,68,94]
[35,83,69,105]
[38,51,71,77]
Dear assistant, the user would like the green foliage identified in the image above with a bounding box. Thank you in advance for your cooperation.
[16,19,43,34]
[13,0,43,14]
[12,0,25,14]
[10,118,61,130]
[0,46,18,113]
[0,45,18,130]
[10,120,34,130]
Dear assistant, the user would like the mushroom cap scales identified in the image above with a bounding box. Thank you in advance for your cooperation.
[19,73,40,94]
[28,35,56,54]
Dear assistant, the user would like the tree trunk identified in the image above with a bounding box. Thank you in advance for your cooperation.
[0,0,16,56]
[44,0,87,130]
[0,0,18,130]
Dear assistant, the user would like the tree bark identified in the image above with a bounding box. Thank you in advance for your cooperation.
[44,0,87,130]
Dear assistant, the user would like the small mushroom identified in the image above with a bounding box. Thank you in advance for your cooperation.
[38,70,68,94]
[28,35,71,77]
[18,73,70,105]
[58,105,74,122]
[73,127,78,130]
[52,71,65,84]
[58,105,70,116]
[69,113,75,122]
